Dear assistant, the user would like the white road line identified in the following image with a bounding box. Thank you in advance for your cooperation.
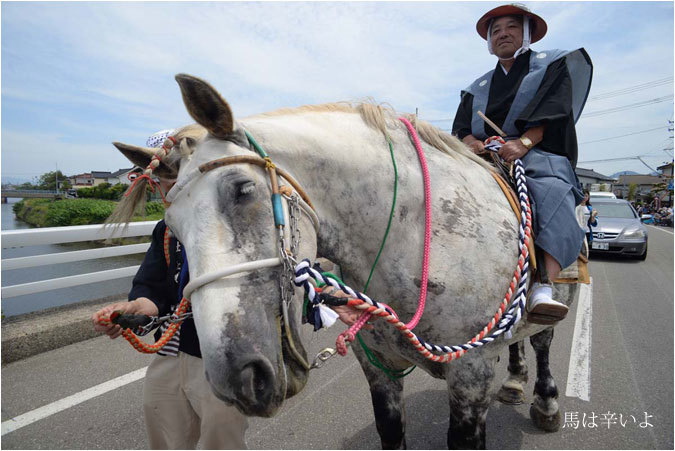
[1,367,147,436]
[565,277,593,401]
[645,225,674,235]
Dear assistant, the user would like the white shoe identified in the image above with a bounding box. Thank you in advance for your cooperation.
[527,283,569,323]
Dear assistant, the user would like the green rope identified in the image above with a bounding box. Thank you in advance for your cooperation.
[356,333,416,380]
[244,130,269,159]
[356,138,416,380]
[363,139,398,293]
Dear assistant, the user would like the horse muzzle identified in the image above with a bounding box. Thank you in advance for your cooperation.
[206,353,281,417]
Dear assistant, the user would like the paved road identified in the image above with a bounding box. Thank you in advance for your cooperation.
[2,225,672,449]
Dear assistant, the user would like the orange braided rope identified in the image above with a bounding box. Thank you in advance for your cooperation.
[97,296,191,353]
[96,227,191,353]
[163,227,171,267]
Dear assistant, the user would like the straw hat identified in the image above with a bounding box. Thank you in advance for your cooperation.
[476,3,547,43]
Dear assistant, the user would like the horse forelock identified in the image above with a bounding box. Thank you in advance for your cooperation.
[248,101,493,171]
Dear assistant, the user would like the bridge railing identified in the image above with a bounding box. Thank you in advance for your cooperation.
[1,221,158,299]
[2,190,61,194]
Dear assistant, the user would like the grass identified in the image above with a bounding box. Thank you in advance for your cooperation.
[13,199,165,227]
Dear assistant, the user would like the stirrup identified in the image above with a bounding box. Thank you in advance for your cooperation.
[527,284,569,325]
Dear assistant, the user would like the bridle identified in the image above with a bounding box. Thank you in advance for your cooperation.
[166,134,321,373]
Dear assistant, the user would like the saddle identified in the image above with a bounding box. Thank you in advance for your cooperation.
[490,169,589,285]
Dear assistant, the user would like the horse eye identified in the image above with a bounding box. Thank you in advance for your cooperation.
[237,181,256,198]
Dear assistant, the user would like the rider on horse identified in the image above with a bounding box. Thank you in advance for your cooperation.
[452,3,592,324]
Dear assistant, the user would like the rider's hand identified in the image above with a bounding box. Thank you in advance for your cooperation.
[323,287,374,330]
[497,140,529,162]
[497,139,529,163]
[92,298,159,339]
[468,140,486,155]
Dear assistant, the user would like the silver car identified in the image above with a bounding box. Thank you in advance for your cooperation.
[588,199,648,260]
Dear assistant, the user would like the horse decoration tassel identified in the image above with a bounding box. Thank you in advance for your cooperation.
[126,135,177,205]
[295,134,533,362]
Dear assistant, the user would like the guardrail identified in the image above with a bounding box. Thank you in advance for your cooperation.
[2,190,61,194]
[1,221,158,298]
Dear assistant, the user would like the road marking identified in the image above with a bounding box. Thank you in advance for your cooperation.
[565,277,593,401]
[1,367,147,436]
[645,225,674,235]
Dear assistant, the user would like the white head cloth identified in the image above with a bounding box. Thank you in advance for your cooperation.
[487,15,531,59]
[146,129,175,148]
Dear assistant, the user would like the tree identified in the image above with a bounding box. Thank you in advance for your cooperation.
[627,183,638,201]
[643,191,655,204]
[37,171,71,191]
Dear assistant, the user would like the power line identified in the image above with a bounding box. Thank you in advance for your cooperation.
[578,126,668,145]
[582,95,673,118]
[579,153,671,164]
[588,77,674,101]
[426,78,674,123]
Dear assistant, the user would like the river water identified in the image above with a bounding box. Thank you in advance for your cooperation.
[1,200,145,317]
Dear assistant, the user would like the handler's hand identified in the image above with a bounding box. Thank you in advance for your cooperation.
[92,298,159,339]
[323,287,374,330]
[498,140,529,162]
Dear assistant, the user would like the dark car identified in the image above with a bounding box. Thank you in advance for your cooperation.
[589,199,648,260]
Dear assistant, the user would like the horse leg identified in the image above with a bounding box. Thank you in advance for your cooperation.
[446,355,496,450]
[528,327,561,432]
[351,342,407,450]
[496,341,528,405]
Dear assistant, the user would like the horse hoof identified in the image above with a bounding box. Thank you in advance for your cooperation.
[496,386,525,405]
[529,404,561,432]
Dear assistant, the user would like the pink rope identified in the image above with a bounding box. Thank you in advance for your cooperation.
[335,302,398,356]
[398,117,431,331]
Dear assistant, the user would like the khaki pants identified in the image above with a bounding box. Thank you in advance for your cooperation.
[143,353,249,449]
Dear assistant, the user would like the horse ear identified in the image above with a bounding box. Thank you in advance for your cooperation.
[174,74,234,139]
[112,142,178,179]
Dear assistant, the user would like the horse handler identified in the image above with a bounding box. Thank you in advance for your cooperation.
[92,132,248,450]
[452,3,592,323]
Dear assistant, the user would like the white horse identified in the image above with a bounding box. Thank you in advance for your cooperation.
[112,74,578,449]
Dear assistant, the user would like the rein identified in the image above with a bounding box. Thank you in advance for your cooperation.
[99,131,319,371]
[295,134,534,364]
[103,121,531,374]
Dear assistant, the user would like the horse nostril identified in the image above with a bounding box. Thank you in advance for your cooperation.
[237,357,275,406]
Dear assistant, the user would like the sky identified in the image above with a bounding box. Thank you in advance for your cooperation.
[1,1,673,184]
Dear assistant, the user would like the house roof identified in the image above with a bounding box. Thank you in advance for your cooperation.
[108,167,138,178]
[91,171,112,178]
[617,174,664,185]
[657,161,673,170]
[575,167,615,181]
[70,173,92,179]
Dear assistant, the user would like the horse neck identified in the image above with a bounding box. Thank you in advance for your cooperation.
[241,112,416,289]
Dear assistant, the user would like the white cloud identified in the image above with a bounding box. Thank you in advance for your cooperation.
[2,1,673,180]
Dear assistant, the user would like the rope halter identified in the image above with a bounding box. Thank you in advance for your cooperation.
[164,130,320,372]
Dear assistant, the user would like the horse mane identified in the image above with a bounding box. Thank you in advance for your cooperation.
[254,101,493,170]
[105,123,206,228]
[107,101,491,230]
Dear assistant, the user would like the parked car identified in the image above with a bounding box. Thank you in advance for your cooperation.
[590,199,648,260]
[589,191,617,200]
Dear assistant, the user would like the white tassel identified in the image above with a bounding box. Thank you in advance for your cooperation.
[318,304,339,328]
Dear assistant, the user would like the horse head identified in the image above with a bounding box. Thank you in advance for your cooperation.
[113,74,318,416]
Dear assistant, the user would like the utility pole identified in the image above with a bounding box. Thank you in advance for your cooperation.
[55,163,59,194]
